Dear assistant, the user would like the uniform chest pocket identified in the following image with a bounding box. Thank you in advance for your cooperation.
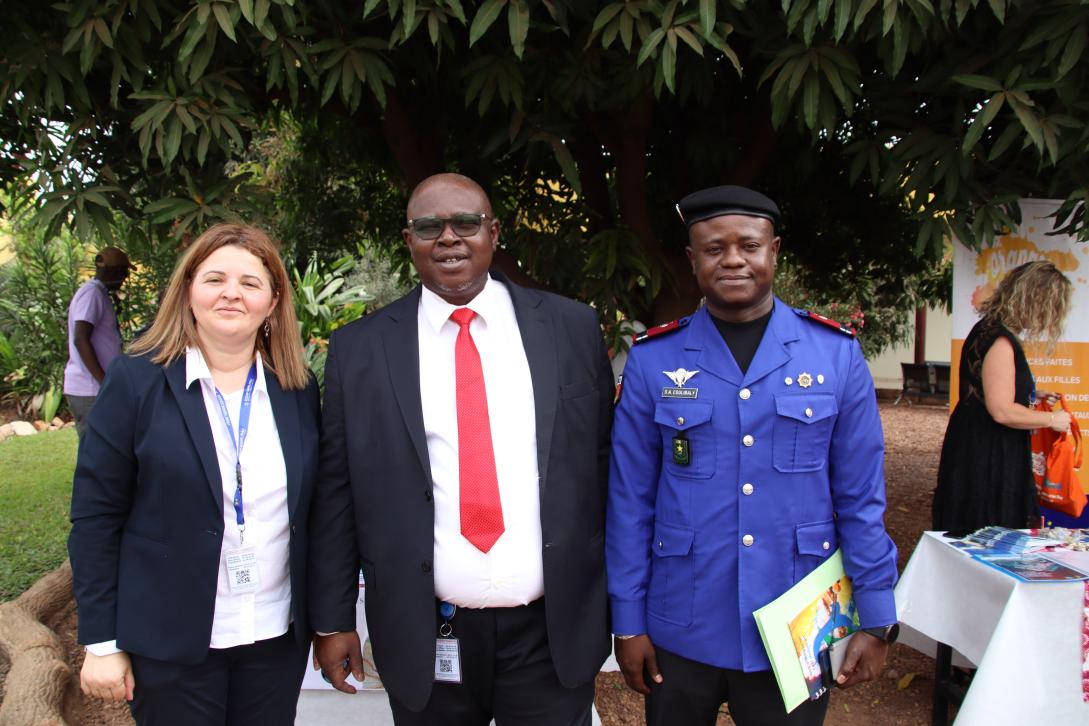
[773,393,838,473]
[653,401,715,479]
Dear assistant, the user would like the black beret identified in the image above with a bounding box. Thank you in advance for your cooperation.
[675,185,780,228]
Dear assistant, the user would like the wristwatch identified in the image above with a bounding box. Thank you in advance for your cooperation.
[860,623,900,643]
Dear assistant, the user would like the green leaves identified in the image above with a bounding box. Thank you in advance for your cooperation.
[463,54,523,114]
[760,44,861,132]
[140,170,252,241]
[528,131,581,194]
[589,1,741,94]
[311,37,395,110]
[129,74,252,167]
[952,68,1079,165]
[468,0,532,58]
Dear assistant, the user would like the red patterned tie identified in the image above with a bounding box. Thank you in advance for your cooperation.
[450,308,504,552]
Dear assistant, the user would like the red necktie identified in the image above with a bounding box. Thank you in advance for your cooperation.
[450,308,504,552]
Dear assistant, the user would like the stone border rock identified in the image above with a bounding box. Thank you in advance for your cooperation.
[0,420,73,441]
[0,561,73,725]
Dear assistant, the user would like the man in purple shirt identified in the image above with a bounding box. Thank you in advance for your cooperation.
[63,247,130,436]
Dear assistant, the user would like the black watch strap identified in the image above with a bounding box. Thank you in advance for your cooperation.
[860,623,899,643]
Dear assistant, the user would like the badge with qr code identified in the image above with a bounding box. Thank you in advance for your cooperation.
[225,548,260,594]
[434,637,462,683]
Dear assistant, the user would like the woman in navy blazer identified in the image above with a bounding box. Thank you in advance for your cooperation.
[69,224,321,725]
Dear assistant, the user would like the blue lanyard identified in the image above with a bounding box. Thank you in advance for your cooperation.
[213,364,258,542]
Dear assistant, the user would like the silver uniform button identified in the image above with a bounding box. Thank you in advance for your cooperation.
[742,434,754,447]
[805,407,813,418]
[785,377,793,385]
[676,416,685,426]
[822,541,830,551]
[739,388,751,400]
[742,534,754,546]
[658,541,664,549]
[742,482,754,495]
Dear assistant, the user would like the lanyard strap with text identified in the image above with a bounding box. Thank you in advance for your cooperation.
[214,363,258,545]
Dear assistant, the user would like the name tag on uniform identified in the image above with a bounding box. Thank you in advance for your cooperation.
[434,637,462,683]
[662,387,698,399]
[225,548,260,594]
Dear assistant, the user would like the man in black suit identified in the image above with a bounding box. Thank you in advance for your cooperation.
[310,173,614,725]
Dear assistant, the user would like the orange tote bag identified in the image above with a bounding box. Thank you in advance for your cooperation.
[1031,396,1086,518]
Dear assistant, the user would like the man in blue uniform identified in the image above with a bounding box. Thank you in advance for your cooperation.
[606,185,899,725]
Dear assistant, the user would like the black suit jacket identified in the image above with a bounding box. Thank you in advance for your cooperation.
[68,354,321,664]
[309,272,613,710]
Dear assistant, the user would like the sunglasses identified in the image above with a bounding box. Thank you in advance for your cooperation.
[406,213,490,240]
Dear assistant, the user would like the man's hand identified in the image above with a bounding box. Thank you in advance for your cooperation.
[313,632,365,694]
[835,632,889,688]
[81,651,135,702]
[614,635,663,695]
[73,321,106,383]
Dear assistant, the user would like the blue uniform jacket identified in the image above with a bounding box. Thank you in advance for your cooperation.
[606,299,898,671]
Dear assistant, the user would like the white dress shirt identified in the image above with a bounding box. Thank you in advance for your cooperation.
[87,348,292,656]
[418,276,544,608]
[189,347,293,649]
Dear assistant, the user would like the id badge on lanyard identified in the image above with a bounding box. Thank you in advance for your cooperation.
[215,364,260,592]
[434,602,462,683]
[224,547,260,594]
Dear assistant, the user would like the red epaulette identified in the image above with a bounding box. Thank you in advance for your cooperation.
[793,309,856,337]
[633,316,690,345]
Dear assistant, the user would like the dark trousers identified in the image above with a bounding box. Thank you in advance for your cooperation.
[128,626,308,726]
[646,646,829,726]
[389,599,593,726]
[67,394,96,439]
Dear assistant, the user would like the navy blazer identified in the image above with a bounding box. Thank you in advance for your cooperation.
[309,272,614,711]
[68,353,321,664]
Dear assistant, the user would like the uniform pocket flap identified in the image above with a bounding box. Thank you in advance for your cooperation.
[651,522,694,557]
[775,393,838,424]
[653,402,712,431]
[795,519,837,556]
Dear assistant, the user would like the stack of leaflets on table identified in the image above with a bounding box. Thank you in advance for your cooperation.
[947,527,1088,581]
[753,550,859,713]
[961,526,1053,554]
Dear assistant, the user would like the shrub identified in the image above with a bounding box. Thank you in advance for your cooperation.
[0,225,87,415]
[292,253,373,386]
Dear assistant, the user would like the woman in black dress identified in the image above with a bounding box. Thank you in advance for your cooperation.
[933,261,1074,535]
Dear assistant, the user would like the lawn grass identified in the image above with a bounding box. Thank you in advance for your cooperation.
[0,428,77,601]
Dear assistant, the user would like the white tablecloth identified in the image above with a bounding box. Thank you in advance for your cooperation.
[894,531,1088,725]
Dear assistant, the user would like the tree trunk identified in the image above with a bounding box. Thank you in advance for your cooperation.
[381,90,442,190]
[568,126,614,237]
[0,561,74,726]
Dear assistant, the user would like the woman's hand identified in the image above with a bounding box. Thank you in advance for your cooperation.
[81,651,135,702]
[1047,409,1073,434]
[1036,390,1062,406]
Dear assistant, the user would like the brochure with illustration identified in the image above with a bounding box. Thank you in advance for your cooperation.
[753,550,859,713]
[1040,548,1089,576]
[973,552,1089,582]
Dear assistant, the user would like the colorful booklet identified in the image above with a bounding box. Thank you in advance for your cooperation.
[973,552,1089,582]
[753,550,859,713]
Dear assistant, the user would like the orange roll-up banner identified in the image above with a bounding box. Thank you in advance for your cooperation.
[952,199,1089,499]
